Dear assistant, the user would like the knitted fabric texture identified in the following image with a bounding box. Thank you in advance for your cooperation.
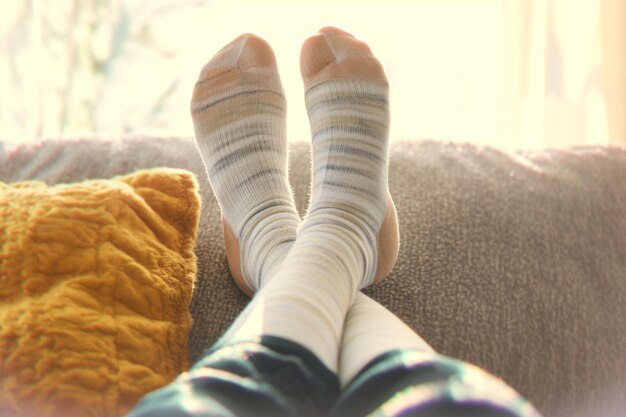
[0,168,201,417]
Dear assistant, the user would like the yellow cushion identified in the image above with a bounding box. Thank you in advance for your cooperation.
[0,168,201,417]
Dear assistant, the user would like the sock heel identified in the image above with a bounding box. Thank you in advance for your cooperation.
[223,218,256,297]
[225,192,397,295]
[373,193,399,284]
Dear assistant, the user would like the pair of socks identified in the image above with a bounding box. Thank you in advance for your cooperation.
[191,28,428,380]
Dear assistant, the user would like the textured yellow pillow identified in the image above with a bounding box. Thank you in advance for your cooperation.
[0,168,200,417]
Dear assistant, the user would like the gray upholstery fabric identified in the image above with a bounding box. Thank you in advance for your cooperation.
[1,137,624,417]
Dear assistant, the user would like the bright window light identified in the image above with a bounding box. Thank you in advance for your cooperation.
[0,0,614,150]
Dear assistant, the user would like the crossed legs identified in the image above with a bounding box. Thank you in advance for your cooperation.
[127,28,541,417]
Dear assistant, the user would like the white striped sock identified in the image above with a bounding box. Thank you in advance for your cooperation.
[303,78,390,288]
[339,293,433,386]
[224,30,394,371]
[191,34,300,293]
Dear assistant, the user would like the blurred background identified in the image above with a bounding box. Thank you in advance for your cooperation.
[1,0,624,150]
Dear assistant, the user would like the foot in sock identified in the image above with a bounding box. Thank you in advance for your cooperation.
[191,34,300,296]
[299,26,399,288]
[218,28,400,372]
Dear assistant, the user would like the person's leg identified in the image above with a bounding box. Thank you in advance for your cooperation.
[298,28,544,417]
[222,24,398,373]
[128,28,399,417]
[129,34,337,417]
[332,293,543,417]
[338,293,434,386]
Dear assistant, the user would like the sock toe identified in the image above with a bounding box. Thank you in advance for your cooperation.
[299,32,336,86]
[197,33,277,82]
[300,27,387,88]
[235,34,277,69]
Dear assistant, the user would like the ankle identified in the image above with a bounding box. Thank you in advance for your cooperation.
[237,203,300,291]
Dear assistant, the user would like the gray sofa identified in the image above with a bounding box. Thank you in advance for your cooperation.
[1,137,624,417]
